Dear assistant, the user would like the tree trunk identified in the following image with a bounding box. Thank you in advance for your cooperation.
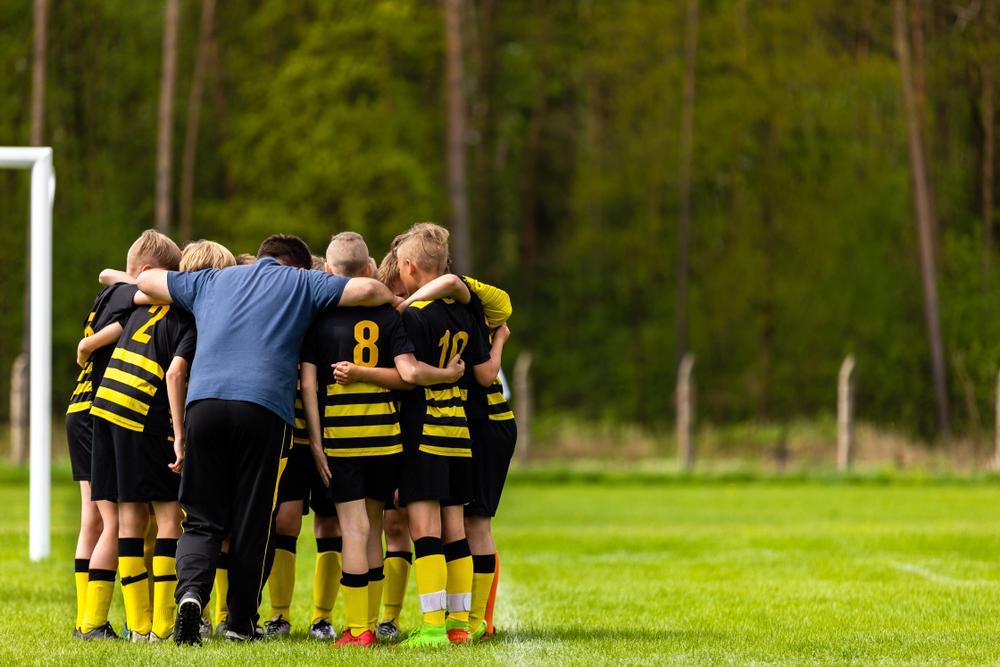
[444,0,472,273]
[675,0,699,371]
[179,0,216,244]
[14,0,48,464]
[982,0,996,272]
[472,0,497,274]
[892,0,950,437]
[156,0,180,235]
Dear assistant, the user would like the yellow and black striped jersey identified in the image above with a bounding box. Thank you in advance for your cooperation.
[67,283,139,415]
[90,305,196,435]
[301,305,414,457]
[460,276,515,423]
[400,298,490,457]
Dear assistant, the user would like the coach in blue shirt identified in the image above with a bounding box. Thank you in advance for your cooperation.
[137,234,397,644]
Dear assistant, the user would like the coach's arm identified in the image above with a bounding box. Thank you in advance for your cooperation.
[338,277,399,308]
[135,269,173,305]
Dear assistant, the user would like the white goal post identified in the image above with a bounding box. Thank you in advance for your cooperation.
[1,147,54,561]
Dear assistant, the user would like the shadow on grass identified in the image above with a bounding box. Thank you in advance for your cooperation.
[497,626,721,643]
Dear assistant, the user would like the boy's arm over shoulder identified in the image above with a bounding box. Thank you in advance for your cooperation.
[398,274,470,311]
[136,269,174,305]
[336,276,398,308]
[463,276,512,329]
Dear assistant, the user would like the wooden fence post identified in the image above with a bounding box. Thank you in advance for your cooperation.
[837,355,855,472]
[676,353,695,470]
[514,351,533,464]
[9,353,28,464]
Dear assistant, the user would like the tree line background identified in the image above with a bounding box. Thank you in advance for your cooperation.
[1,0,999,449]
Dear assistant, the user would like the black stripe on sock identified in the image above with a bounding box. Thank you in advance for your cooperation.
[74,558,90,573]
[413,536,442,559]
[443,539,471,562]
[385,550,413,563]
[154,538,178,558]
[473,554,497,574]
[316,537,342,553]
[121,571,149,587]
[153,574,178,583]
[274,534,297,553]
[88,568,116,583]
[217,551,229,569]
[118,537,145,557]
[368,566,385,582]
[340,571,368,588]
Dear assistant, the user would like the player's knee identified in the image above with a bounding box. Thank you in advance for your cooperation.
[314,514,341,539]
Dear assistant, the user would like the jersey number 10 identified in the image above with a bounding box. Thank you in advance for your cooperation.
[437,330,469,368]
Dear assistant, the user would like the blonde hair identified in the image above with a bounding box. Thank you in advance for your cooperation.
[396,222,450,274]
[180,240,237,271]
[236,253,256,266]
[128,229,182,271]
[311,255,326,271]
[325,231,370,278]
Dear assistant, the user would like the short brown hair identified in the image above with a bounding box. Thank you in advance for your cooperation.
[236,253,256,266]
[325,231,370,278]
[129,229,182,271]
[311,255,326,271]
[257,234,312,269]
[396,222,449,274]
[180,240,237,271]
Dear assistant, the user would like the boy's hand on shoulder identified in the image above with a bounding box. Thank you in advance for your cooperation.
[493,323,511,343]
[445,355,466,383]
[333,361,360,385]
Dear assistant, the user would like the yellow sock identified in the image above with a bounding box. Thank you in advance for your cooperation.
[74,559,89,631]
[152,539,178,639]
[214,552,229,625]
[80,569,116,634]
[311,537,342,624]
[268,534,297,621]
[381,550,411,624]
[470,553,496,629]
[119,538,152,636]
[444,539,472,628]
[341,571,369,637]
[413,537,446,627]
[367,567,384,631]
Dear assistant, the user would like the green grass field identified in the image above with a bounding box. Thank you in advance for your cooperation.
[3,466,1000,665]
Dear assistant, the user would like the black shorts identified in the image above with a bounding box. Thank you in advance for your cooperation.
[327,454,400,505]
[309,461,338,517]
[277,444,312,507]
[66,410,94,482]
[398,447,472,507]
[91,417,180,503]
[465,419,517,518]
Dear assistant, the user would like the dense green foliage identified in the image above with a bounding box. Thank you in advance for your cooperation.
[5,465,1000,663]
[1,1,999,436]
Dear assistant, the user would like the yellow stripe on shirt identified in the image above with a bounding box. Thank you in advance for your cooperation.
[103,367,157,396]
[112,347,164,379]
[95,386,150,416]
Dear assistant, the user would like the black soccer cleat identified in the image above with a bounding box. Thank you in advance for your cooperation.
[174,596,203,646]
[79,622,118,640]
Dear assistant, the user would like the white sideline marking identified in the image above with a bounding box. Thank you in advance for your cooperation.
[889,560,996,587]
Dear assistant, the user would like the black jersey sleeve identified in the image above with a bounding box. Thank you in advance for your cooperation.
[175,322,197,363]
[104,284,140,326]
[385,309,416,359]
[301,322,321,366]
[402,308,430,362]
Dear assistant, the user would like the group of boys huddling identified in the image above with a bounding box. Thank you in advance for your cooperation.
[67,223,516,648]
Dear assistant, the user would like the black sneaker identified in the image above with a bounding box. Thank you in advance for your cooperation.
[214,618,228,637]
[308,618,337,640]
[223,627,265,642]
[174,596,203,646]
[264,615,291,638]
[79,622,118,640]
[72,628,83,639]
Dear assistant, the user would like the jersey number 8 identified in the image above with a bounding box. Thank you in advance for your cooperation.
[353,320,379,367]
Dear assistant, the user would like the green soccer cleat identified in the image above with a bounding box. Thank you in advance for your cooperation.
[400,625,450,647]
[470,620,488,642]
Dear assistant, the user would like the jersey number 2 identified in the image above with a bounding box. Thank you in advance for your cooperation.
[353,320,379,367]
[132,306,169,344]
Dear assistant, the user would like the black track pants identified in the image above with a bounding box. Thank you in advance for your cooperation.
[175,399,289,635]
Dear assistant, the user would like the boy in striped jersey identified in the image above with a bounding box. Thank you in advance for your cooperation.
[67,262,146,637]
[400,273,514,641]
[86,239,235,642]
[301,232,464,646]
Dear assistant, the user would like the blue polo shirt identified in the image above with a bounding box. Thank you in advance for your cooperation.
[166,257,349,425]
